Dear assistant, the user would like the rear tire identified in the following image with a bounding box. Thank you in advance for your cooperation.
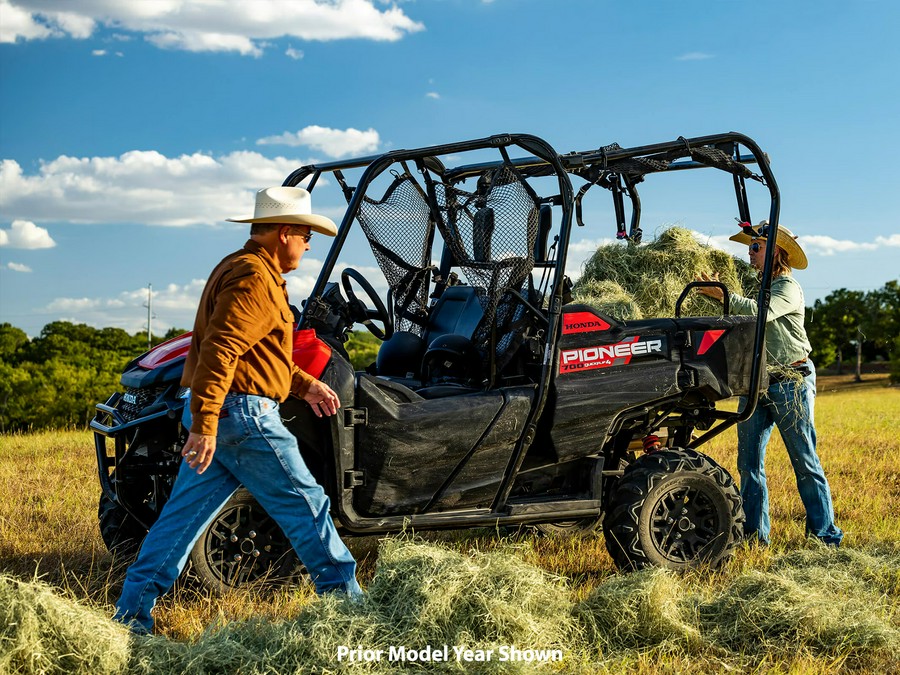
[603,448,743,570]
[189,488,308,594]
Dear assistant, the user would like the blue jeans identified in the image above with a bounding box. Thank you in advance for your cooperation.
[114,393,361,633]
[737,361,842,546]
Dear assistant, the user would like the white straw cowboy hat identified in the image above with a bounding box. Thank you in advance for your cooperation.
[729,219,808,270]
[227,186,337,236]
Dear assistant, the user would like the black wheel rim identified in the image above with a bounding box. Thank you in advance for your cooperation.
[648,483,722,563]
[202,502,304,587]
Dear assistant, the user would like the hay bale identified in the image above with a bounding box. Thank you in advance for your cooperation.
[574,567,701,652]
[574,226,757,319]
[572,280,643,321]
[0,574,131,675]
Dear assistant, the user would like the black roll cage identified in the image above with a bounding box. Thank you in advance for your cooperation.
[282,131,780,473]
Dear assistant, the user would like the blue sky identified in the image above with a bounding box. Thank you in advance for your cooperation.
[1,0,898,337]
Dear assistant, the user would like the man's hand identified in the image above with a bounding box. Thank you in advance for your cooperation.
[303,379,341,417]
[695,271,724,302]
[181,432,217,474]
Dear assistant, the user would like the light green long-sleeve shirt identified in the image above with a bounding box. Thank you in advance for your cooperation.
[728,273,812,367]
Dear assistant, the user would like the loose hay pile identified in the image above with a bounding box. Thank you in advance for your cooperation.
[2,541,898,674]
[0,575,130,675]
[574,226,758,320]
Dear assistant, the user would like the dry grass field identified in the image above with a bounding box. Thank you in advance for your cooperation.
[1,372,898,673]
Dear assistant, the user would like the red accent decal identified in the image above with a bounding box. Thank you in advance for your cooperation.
[697,329,726,356]
[562,311,611,335]
[138,332,193,370]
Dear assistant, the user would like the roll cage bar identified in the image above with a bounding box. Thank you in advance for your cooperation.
[282,131,781,456]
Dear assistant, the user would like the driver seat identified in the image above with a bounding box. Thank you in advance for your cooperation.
[422,285,483,346]
[375,285,483,382]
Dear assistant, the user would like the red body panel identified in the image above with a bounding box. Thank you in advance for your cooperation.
[138,328,333,380]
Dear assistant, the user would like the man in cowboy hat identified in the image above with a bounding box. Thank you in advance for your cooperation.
[697,221,842,547]
[114,187,361,634]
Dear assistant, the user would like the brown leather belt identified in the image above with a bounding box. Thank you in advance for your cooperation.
[770,360,811,383]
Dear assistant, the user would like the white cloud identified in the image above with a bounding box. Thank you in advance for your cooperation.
[0,150,317,226]
[44,279,210,333]
[256,125,380,158]
[875,233,900,247]
[676,52,714,61]
[0,0,53,42]
[425,91,440,99]
[91,48,106,55]
[1,0,423,54]
[6,262,32,273]
[285,46,304,60]
[38,258,388,334]
[799,235,879,256]
[41,259,338,333]
[147,30,262,56]
[694,229,900,257]
[51,9,94,38]
[0,219,56,249]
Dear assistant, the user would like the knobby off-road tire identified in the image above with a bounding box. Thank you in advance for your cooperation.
[98,493,147,562]
[603,448,744,571]
[189,488,308,594]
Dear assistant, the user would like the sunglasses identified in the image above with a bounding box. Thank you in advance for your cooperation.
[296,231,313,244]
[749,242,763,253]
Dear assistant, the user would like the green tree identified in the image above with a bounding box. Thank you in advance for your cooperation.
[0,323,28,363]
[890,335,900,385]
[813,289,867,375]
[345,330,381,371]
[805,302,838,368]
[862,280,900,359]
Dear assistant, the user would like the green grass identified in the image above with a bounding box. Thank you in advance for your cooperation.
[1,374,898,673]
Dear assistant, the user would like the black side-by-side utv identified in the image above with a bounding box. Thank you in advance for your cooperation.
[92,132,783,590]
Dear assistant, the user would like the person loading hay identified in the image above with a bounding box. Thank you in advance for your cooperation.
[696,221,842,547]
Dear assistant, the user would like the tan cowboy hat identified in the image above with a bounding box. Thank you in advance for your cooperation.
[728,219,808,270]
[227,186,337,236]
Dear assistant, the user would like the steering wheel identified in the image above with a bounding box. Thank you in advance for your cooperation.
[341,268,394,340]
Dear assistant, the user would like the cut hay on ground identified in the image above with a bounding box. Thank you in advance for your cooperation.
[574,226,758,320]
[0,575,130,675]
[2,541,898,674]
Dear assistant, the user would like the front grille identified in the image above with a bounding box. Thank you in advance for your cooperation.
[118,387,163,421]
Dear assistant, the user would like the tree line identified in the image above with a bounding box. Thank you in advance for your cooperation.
[804,280,899,381]
[0,279,896,431]
[0,321,184,433]
[0,321,382,433]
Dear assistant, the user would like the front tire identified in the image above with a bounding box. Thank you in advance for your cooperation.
[98,493,147,561]
[189,488,308,593]
[603,448,743,570]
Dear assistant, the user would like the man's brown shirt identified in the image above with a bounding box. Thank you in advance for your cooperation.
[181,239,315,436]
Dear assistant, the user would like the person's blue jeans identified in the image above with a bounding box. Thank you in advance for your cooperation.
[114,393,361,633]
[737,361,842,546]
